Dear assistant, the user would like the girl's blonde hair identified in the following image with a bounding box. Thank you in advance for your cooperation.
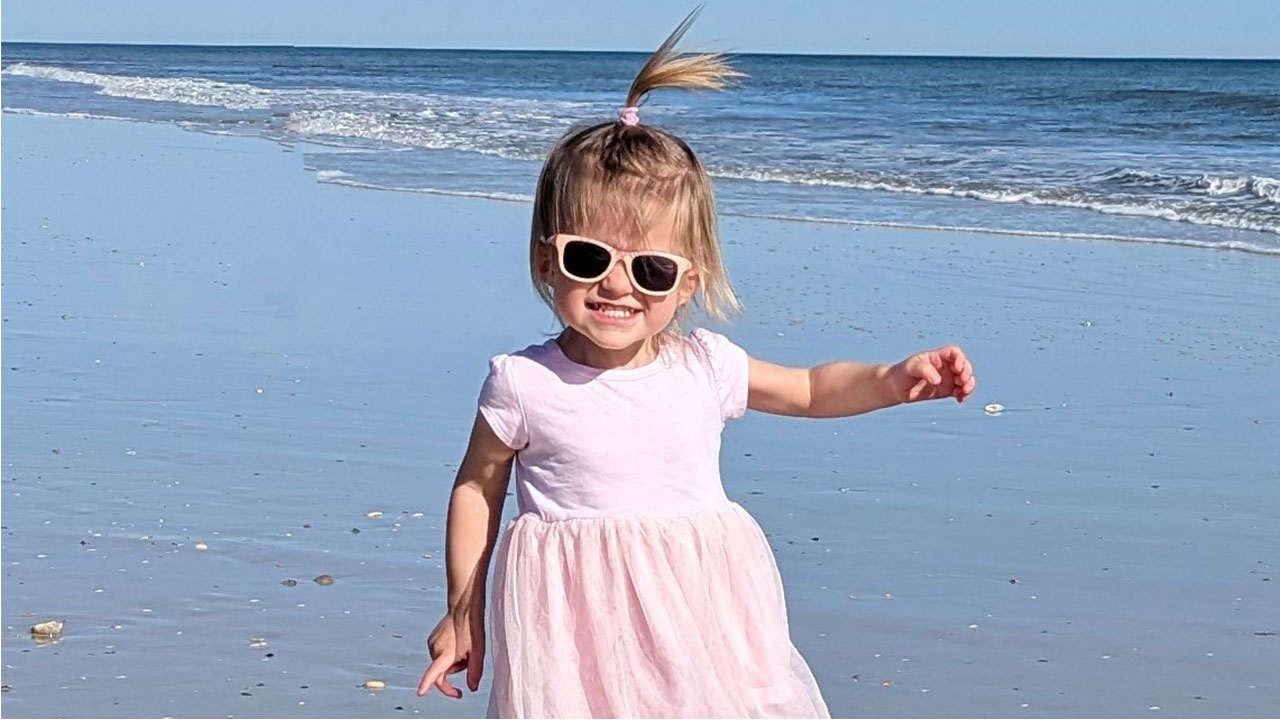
[529,8,744,327]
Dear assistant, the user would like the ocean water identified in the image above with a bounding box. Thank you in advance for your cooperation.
[3,43,1278,255]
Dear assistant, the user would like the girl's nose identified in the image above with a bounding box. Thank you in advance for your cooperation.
[598,259,634,296]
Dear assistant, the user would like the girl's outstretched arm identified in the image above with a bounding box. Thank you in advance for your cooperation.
[418,412,516,699]
[747,345,976,418]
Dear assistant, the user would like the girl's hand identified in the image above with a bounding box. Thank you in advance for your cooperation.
[416,600,485,699]
[890,345,976,404]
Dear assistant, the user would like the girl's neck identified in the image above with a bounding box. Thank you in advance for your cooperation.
[556,329,661,370]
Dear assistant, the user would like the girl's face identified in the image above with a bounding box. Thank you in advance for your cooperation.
[539,213,698,369]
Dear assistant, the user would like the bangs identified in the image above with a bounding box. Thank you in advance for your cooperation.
[550,161,695,254]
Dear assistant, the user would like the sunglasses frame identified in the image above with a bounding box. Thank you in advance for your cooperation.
[542,234,694,297]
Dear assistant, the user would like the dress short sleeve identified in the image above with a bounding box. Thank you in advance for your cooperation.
[478,355,529,450]
[691,329,750,421]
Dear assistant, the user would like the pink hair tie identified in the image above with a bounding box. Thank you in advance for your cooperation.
[619,106,640,126]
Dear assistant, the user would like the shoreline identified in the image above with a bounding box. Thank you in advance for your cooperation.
[3,112,1278,718]
[7,107,1279,258]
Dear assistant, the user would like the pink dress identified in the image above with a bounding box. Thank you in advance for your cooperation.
[478,329,830,718]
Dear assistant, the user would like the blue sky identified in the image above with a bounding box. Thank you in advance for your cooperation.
[2,0,1277,59]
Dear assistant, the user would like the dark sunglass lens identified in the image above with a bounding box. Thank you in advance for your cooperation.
[632,255,680,292]
[562,241,612,279]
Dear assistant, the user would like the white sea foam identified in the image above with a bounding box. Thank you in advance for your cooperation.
[311,172,532,202]
[2,106,135,122]
[1204,175,1278,203]
[1098,167,1280,204]
[712,166,1280,235]
[3,62,276,111]
[283,107,551,162]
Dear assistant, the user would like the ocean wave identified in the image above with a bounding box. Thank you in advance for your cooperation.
[711,166,1280,235]
[2,63,606,162]
[1094,167,1280,204]
[1089,87,1280,115]
[284,108,547,161]
[3,62,276,111]
[2,62,605,128]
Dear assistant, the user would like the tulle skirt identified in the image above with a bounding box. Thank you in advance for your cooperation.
[486,502,830,718]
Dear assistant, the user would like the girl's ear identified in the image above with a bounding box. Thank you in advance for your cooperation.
[535,242,555,282]
[677,268,701,305]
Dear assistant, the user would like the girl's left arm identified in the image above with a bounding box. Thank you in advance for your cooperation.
[747,345,976,418]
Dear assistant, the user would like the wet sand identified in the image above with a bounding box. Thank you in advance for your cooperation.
[2,113,1278,718]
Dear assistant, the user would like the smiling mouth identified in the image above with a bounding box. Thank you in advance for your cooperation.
[587,301,640,319]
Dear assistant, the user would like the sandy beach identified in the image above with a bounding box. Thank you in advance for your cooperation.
[2,113,1278,718]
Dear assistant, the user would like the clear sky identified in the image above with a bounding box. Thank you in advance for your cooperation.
[2,0,1277,59]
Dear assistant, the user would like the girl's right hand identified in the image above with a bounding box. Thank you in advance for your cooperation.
[416,604,485,699]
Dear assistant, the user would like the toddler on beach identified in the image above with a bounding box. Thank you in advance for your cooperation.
[417,11,976,718]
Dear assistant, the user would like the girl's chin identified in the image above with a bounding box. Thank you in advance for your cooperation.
[568,322,652,350]
[581,329,647,350]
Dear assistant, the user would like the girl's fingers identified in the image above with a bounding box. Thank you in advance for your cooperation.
[909,377,929,401]
[936,345,969,374]
[418,649,469,699]
[418,652,454,697]
[916,356,942,385]
[467,625,486,692]
[439,672,462,699]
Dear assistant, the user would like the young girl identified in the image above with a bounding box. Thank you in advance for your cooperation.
[417,12,976,718]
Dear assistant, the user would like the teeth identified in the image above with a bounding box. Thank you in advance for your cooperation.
[590,302,636,318]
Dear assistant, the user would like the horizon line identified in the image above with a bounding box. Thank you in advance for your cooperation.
[1,39,1276,62]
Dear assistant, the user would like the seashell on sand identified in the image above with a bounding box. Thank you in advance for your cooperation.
[31,620,64,637]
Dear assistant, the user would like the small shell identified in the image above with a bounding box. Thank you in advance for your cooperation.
[363,679,386,690]
[194,541,209,552]
[313,574,335,586]
[281,579,298,587]
[31,620,64,636]
[365,510,383,519]
[984,403,1005,416]
[249,637,268,649]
